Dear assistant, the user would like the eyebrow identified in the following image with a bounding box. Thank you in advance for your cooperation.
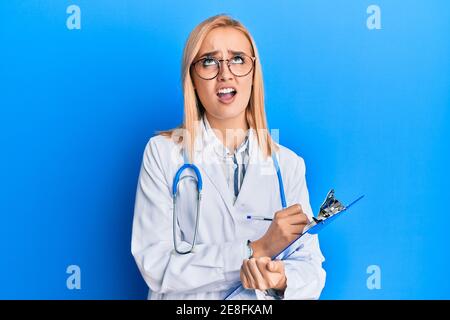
[197,49,248,58]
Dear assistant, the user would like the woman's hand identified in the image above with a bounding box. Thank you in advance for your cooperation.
[240,257,287,292]
[250,204,309,258]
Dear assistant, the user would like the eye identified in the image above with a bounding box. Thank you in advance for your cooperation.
[202,58,217,67]
[230,55,245,64]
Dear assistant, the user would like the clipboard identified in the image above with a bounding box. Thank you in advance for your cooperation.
[224,189,364,300]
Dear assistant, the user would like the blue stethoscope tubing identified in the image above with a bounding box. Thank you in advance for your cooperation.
[171,150,286,255]
[172,162,203,255]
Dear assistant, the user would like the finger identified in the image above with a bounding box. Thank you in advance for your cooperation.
[285,213,309,225]
[244,259,256,288]
[256,257,272,279]
[267,260,284,274]
[286,203,302,215]
[276,204,302,218]
[240,265,250,289]
[255,257,271,274]
[288,224,307,235]
[285,204,303,216]
[247,258,267,290]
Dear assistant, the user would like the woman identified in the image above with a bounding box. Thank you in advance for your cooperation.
[131,14,326,300]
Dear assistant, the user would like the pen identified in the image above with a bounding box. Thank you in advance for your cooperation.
[246,215,273,221]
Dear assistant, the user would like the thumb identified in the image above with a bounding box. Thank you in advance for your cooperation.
[268,260,283,273]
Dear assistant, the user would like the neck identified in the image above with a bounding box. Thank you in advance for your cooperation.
[205,112,249,153]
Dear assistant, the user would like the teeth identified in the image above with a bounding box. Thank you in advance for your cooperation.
[218,87,236,94]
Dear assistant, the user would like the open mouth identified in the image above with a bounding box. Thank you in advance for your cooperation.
[216,87,237,103]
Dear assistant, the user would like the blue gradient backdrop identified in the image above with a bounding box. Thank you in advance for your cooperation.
[0,0,449,299]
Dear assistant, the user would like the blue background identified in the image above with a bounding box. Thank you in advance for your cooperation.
[0,0,449,299]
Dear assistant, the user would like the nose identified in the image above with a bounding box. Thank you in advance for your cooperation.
[218,60,234,81]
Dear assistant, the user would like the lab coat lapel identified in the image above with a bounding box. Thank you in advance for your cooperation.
[194,121,235,218]
[234,131,275,209]
[200,159,235,216]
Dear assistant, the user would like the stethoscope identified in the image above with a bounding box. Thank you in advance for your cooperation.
[172,146,287,255]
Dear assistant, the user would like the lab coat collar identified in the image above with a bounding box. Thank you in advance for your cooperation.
[201,114,252,159]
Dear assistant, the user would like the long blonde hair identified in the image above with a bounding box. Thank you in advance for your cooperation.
[159,14,277,160]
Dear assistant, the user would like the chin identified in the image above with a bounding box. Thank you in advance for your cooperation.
[215,107,246,120]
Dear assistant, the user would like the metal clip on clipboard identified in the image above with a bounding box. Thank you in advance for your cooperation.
[224,189,364,300]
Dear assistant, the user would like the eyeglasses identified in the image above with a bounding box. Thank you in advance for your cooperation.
[191,54,256,80]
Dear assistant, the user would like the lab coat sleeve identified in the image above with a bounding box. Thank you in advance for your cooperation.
[131,138,248,295]
[264,156,326,300]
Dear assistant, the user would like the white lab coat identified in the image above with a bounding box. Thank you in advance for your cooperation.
[131,120,326,300]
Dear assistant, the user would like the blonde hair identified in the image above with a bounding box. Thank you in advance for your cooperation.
[159,14,278,160]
